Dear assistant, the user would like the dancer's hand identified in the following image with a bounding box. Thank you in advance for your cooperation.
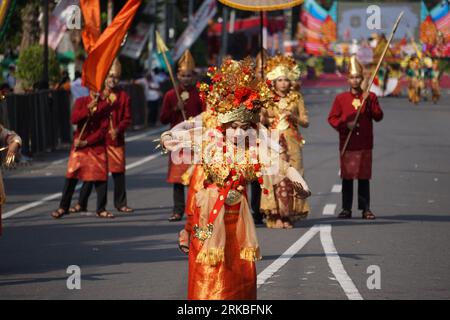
[74,139,87,148]
[293,182,311,200]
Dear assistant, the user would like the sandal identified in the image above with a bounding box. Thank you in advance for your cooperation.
[96,211,115,219]
[51,208,66,219]
[117,206,134,213]
[283,221,293,229]
[274,219,284,229]
[69,204,86,214]
[362,210,376,220]
[168,213,182,222]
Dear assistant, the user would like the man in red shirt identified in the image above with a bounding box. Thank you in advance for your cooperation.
[328,56,384,220]
[70,59,133,216]
[51,92,115,219]
[160,50,203,222]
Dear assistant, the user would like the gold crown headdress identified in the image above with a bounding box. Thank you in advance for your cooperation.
[178,50,196,72]
[197,58,272,124]
[109,58,122,77]
[265,54,300,81]
[348,55,363,76]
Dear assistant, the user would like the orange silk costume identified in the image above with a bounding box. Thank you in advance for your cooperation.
[66,96,112,181]
[105,89,132,173]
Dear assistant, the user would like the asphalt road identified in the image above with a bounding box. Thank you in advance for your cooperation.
[1,92,449,300]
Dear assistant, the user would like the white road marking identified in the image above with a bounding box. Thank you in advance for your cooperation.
[319,224,363,300]
[331,184,342,193]
[257,224,363,300]
[257,225,320,288]
[323,204,337,216]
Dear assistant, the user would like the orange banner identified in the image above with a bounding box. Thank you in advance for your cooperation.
[82,0,142,92]
[80,0,101,54]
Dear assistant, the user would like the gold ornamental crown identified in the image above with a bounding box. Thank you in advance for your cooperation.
[197,58,273,124]
[109,58,122,77]
[178,50,196,72]
[348,55,363,76]
[265,54,300,81]
[217,105,261,124]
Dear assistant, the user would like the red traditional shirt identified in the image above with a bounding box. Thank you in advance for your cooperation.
[71,96,112,152]
[328,90,383,151]
[106,89,132,147]
[160,85,203,128]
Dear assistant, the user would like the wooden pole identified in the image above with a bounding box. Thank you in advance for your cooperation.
[341,12,404,157]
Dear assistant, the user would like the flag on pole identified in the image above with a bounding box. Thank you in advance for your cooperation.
[80,0,101,54]
[82,0,142,92]
[155,31,174,72]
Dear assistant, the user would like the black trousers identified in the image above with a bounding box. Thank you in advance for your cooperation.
[250,181,263,220]
[60,178,107,213]
[78,172,127,210]
[173,183,185,216]
[147,100,160,126]
[342,179,370,212]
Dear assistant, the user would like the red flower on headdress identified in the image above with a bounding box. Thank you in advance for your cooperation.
[212,73,222,83]
[233,87,251,106]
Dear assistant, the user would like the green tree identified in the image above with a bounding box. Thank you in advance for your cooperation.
[16,44,60,90]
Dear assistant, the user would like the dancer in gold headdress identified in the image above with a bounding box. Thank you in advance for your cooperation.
[160,58,311,300]
[406,56,423,104]
[259,54,310,229]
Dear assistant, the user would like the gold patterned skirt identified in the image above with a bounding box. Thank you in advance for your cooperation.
[188,202,257,300]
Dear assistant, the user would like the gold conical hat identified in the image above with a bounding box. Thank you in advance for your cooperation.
[178,50,196,72]
[109,58,122,77]
[348,55,363,76]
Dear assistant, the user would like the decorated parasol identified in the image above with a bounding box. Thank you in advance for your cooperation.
[218,0,304,78]
[218,0,303,11]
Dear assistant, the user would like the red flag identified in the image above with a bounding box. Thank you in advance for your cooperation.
[82,0,142,92]
[80,0,101,54]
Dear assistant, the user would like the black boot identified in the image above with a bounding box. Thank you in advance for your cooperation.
[338,209,352,219]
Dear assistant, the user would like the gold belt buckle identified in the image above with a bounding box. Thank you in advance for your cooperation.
[193,223,214,241]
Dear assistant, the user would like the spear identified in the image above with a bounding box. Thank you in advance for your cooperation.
[341,12,404,157]
[155,31,186,121]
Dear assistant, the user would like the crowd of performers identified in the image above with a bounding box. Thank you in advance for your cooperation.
[339,32,445,105]
[0,48,386,299]
[51,59,134,219]
[156,48,383,299]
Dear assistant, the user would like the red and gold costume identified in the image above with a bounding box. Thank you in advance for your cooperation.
[162,58,311,299]
[160,85,203,183]
[66,96,112,181]
[328,90,383,179]
[160,50,203,185]
[106,88,132,173]
[260,54,310,227]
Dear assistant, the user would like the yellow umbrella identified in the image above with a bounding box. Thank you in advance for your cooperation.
[218,0,304,11]
[218,0,304,77]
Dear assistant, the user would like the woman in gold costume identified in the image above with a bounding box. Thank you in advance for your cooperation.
[161,58,311,300]
[260,55,310,229]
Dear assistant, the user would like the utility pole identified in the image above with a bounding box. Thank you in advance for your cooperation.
[218,5,229,65]
[107,0,114,26]
[42,0,49,89]
[188,0,194,23]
